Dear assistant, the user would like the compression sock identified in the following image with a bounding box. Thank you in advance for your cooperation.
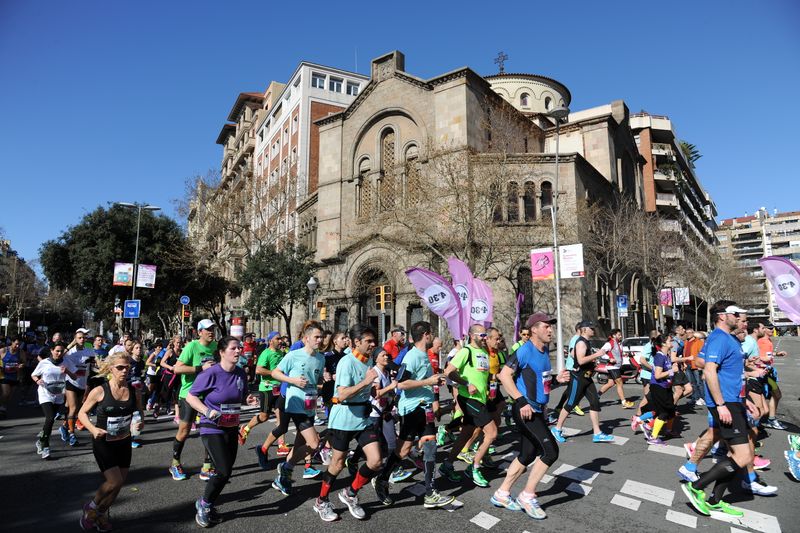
[172,438,186,462]
[424,461,435,495]
[380,452,402,481]
[319,471,337,501]
[67,417,76,433]
[651,419,666,439]
[348,464,379,496]
[638,411,654,422]
[694,457,738,492]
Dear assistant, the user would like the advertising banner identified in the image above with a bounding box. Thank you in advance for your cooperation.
[530,248,554,280]
[559,243,585,278]
[113,262,134,287]
[759,256,800,324]
[136,264,157,288]
[659,288,673,307]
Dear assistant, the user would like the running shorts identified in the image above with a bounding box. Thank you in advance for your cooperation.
[66,382,86,395]
[672,371,689,387]
[328,427,380,452]
[487,389,506,413]
[708,402,749,446]
[93,437,132,471]
[286,411,314,432]
[607,368,622,381]
[398,406,436,442]
[179,398,198,425]
[456,396,493,428]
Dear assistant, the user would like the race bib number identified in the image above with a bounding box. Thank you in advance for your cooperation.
[542,370,552,395]
[304,389,317,410]
[45,380,66,394]
[272,383,281,396]
[218,403,241,427]
[106,415,132,441]
[475,354,489,372]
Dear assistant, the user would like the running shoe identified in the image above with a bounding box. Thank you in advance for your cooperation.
[256,446,269,470]
[319,447,333,466]
[457,449,475,464]
[547,412,558,425]
[707,500,744,518]
[516,495,547,520]
[466,464,489,487]
[788,434,800,452]
[313,498,338,522]
[438,462,463,482]
[488,445,496,454]
[80,503,98,531]
[41,447,50,460]
[550,427,566,443]
[741,478,778,496]
[424,490,455,508]
[276,443,291,456]
[199,467,216,481]
[572,406,585,416]
[75,420,85,431]
[314,417,327,426]
[491,492,522,511]
[436,425,452,446]
[338,489,366,519]
[622,400,635,409]
[630,416,641,433]
[785,450,800,481]
[677,464,699,483]
[169,464,187,480]
[272,462,293,496]
[695,398,706,406]
[753,455,771,470]
[764,418,788,430]
[35,440,43,455]
[683,442,695,458]
[372,477,393,505]
[646,437,665,446]
[389,467,413,483]
[641,423,652,440]
[195,498,212,528]
[59,425,69,443]
[69,433,78,447]
[95,510,112,532]
[131,439,141,449]
[681,482,710,516]
[592,432,614,443]
[237,425,250,445]
[303,466,322,479]
[481,455,499,469]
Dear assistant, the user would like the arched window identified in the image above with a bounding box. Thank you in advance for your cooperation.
[523,181,536,221]
[490,182,503,223]
[517,267,534,316]
[540,181,553,218]
[520,93,530,107]
[544,96,552,110]
[379,129,397,211]
[507,181,519,223]
[357,158,373,219]
[405,144,422,206]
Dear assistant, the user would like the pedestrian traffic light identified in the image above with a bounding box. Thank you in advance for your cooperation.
[183,308,190,318]
[374,285,392,311]
[320,306,327,320]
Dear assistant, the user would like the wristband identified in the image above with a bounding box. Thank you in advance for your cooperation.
[514,396,528,410]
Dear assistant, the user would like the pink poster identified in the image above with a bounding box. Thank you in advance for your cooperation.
[405,267,463,339]
[530,248,554,281]
[659,288,673,306]
[759,256,800,324]
[447,257,474,338]
[471,279,494,327]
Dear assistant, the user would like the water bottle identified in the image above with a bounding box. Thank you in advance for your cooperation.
[131,412,142,437]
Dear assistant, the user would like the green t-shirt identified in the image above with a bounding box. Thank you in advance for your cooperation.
[397,347,434,416]
[328,354,372,431]
[451,345,490,404]
[257,348,284,391]
[178,340,218,399]
[277,348,325,415]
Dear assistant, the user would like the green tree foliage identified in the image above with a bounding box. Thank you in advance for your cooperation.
[679,140,702,169]
[237,245,315,334]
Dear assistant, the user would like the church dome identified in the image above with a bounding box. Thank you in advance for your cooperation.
[485,73,571,114]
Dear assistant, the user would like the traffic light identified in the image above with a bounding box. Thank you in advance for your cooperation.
[183,308,190,318]
[374,285,392,311]
[320,306,327,320]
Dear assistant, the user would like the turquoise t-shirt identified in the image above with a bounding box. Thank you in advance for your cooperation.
[639,342,653,381]
[328,354,372,431]
[565,334,579,370]
[398,347,435,415]
[277,348,325,415]
[741,336,758,358]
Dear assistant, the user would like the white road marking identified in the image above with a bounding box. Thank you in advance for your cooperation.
[610,493,641,511]
[666,509,697,529]
[561,427,582,437]
[611,435,629,445]
[404,483,425,497]
[540,474,554,484]
[710,506,781,533]
[648,444,687,457]
[553,463,600,484]
[620,479,674,506]
[470,511,501,530]
[565,482,592,496]
[730,528,750,533]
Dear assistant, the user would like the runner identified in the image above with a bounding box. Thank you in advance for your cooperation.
[757,329,787,429]
[373,321,453,508]
[383,326,406,362]
[551,321,614,443]
[682,301,753,519]
[239,332,281,446]
[157,336,182,421]
[144,339,165,413]
[596,329,635,408]
[62,329,95,445]
[440,324,497,487]
[0,335,26,418]
[78,350,144,531]
[186,336,259,527]
[170,320,218,481]
[492,312,569,520]
[508,327,530,356]
[639,334,676,445]
[632,330,656,425]
[32,343,75,459]
[271,323,326,497]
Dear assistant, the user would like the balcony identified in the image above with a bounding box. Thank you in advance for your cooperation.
[652,143,673,156]
[660,219,681,232]
[656,192,678,210]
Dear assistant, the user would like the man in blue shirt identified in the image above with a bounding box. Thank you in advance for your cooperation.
[491,311,569,520]
[682,301,753,519]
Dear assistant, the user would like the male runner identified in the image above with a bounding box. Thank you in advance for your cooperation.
[239,331,283,446]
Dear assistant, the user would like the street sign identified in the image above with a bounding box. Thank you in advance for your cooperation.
[123,300,141,319]
[616,295,629,318]
[180,295,190,306]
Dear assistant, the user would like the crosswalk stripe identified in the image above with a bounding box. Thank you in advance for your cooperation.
[620,479,674,506]
[648,444,686,457]
[666,509,697,529]
[470,511,501,530]
[709,505,781,533]
[565,482,592,496]
[610,435,629,445]
[561,427,582,437]
[610,493,641,511]
[552,463,600,484]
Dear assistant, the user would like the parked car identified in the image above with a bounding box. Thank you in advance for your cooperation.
[622,336,650,365]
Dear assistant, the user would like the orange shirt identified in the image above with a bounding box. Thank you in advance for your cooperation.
[686,338,704,370]
[757,336,774,357]
[427,349,440,373]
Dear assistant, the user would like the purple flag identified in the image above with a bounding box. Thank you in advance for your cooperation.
[471,279,494,327]
[405,267,463,339]
[514,293,524,341]
[759,256,800,324]
[447,257,474,338]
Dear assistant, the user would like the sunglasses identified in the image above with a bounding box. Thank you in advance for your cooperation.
[477,333,488,339]
[114,365,130,371]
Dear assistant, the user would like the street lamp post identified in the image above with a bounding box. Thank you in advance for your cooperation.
[547,106,570,372]
[116,202,161,335]
[306,277,318,320]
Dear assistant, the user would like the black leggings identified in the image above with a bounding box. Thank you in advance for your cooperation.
[513,404,559,466]
[159,372,179,407]
[201,431,239,504]
[270,398,290,439]
[39,402,61,446]
[562,373,600,412]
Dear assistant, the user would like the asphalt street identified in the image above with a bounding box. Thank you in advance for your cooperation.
[2,338,800,532]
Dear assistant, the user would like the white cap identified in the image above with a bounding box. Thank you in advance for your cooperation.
[75,327,91,334]
[197,319,217,331]
[720,305,748,315]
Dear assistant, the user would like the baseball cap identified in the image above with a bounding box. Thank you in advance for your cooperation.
[576,320,596,329]
[75,327,91,334]
[390,325,406,334]
[525,312,557,328]
[197,319,217,331]
[720,305,747,315]
[266,331,280,342]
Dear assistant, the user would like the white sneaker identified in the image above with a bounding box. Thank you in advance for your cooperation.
[41,447,51,459]
[695,398,705,406]
[35,440,43,455]
[742,479,778,496]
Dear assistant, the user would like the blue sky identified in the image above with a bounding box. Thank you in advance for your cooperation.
[1,0,798,265]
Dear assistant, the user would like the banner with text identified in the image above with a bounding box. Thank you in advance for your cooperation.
[136,264,157,288]
[113,262,134,287]
[559,243,585,278]
[530,248,555,280]
[759,256,800,324]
